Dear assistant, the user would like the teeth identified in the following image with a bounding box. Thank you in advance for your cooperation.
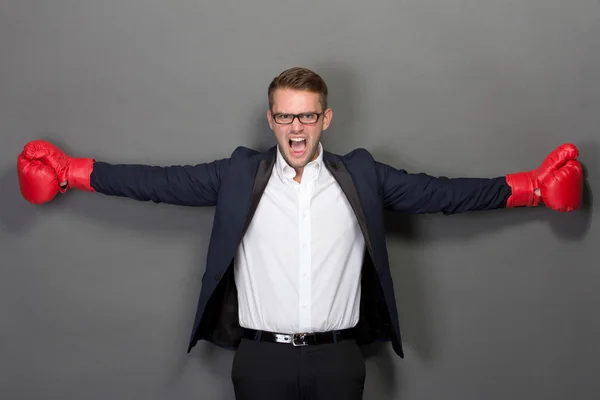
[290,138,305,142]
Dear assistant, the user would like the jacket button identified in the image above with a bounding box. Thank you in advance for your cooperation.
[214,272,222,281]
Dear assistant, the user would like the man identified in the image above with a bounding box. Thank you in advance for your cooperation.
[17,67,583,400]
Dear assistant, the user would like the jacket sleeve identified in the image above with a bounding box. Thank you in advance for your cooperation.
[375,161,512,214]
[89,157,230,207]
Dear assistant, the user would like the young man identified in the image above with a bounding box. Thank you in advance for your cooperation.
[17,67,583,400]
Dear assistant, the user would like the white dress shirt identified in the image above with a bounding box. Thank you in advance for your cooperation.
[234,143,366,334]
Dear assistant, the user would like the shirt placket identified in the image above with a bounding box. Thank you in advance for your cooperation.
[297,181,313,332]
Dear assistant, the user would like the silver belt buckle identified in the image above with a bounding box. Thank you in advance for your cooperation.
[292,333,310,347]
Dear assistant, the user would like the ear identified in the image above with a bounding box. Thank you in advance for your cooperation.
[322,108,333,130]
[266,108,274,130]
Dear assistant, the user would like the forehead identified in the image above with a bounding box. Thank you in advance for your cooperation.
[271,88,321,112]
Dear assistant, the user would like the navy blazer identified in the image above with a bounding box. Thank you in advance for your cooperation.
[89,145,511,358]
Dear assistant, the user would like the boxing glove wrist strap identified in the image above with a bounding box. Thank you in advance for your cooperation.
[62,157,96,193]
[505,172,538,208]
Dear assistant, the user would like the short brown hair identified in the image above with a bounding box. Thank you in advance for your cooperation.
[268,67,328,111]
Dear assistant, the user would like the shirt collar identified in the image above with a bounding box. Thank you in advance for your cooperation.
[276,142,324,183]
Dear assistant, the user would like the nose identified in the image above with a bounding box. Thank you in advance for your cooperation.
[290,117,304,132]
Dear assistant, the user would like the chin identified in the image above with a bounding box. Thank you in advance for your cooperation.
[286,156,308,169]
[285,148,314,168]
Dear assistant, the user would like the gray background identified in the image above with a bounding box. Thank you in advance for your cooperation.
[1,0,598,399]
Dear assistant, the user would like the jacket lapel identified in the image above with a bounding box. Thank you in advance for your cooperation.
[324,152,373,253]
[241,146,277,237]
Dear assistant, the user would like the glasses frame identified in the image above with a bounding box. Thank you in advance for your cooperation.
[271,112,323,125]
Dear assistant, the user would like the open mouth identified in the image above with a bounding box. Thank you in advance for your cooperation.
[289,137,307,156]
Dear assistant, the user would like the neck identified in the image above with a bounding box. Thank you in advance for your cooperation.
[293,167,304,183]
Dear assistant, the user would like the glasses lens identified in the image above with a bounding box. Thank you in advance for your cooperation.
[275,114,293,124]
[299,113,318,123]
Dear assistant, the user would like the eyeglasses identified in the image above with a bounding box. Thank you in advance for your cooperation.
[271,112,322,125]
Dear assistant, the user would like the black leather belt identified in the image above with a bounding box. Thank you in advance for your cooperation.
[243,328,356,346]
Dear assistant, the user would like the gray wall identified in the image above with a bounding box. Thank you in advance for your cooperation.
[1,1,598,399]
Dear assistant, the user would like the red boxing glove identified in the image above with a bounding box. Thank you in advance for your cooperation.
[505,143,583,212]
[17,140,96,204]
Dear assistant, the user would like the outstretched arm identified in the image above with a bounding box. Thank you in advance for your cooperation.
[17,140,229,207]
[86,160,227,206]
[377,143,583,215]
[377,163,510,214]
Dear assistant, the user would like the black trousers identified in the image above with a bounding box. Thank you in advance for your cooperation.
[231,337,366,400]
